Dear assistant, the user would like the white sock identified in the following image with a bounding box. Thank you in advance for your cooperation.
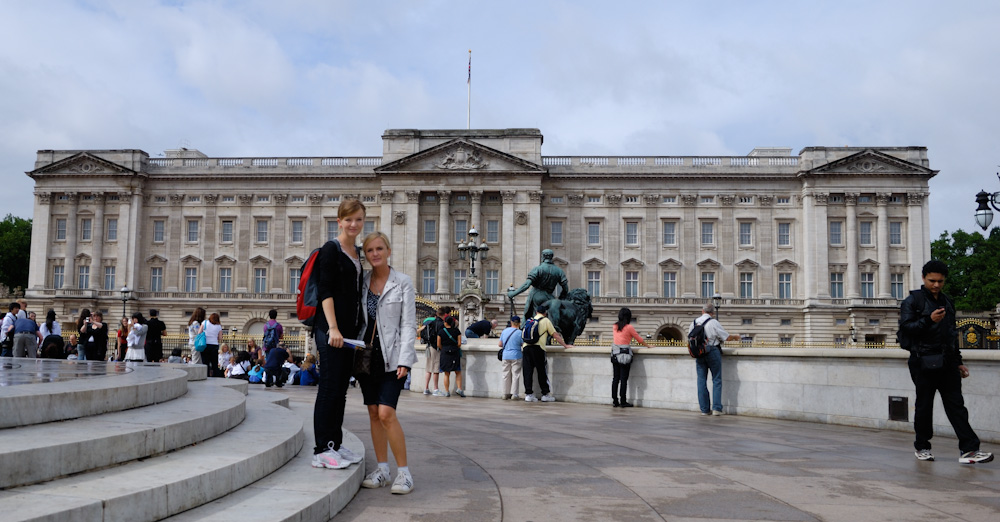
[378,462,389,474]
[397,466,410,477]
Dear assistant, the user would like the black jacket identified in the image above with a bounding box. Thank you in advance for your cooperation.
[315,239,363,340]
[897,286,962,365]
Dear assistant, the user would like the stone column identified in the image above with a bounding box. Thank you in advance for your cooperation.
[28,193,53,290]
[528,190,543,290]
[605,194,622,297]
[64,192,79,288]
[204,194,220,291]
[719,194,736,296]
[271,194,287,292]
[436,190,451,294]
[801,192,815,301]
[643,194,660,296]
[308,193,324,246]
[680,195,698,297]
[876,193,891,298]
[845,193,859,298]
[90,194,106,290]
[403,191,420,283]
[125,191,142,291]
[166,193,184,291]
[758,195,775,294]
[237,194,253,292]
[501,190,517,297]
[567,194,584,288]
[470,190,482,231]
[906,192,926,289]
[813,194,830,298]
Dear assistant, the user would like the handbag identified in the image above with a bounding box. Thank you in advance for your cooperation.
[353,317,377,378]
[613,345,633,365]
[193,320,207,352]
[920,352,944,370]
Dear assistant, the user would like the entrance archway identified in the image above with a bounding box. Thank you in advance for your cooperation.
[656,326,684,342]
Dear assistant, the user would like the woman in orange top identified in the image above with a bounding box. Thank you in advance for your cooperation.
[611,307,650,408]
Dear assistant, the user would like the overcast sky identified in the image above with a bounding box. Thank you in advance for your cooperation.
[2,0,998,238]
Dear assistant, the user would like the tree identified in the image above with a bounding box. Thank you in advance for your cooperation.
[930,228,1000,311]
[0,214,31,293]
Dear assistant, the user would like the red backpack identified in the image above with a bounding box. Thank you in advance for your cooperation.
[295,246,324,327]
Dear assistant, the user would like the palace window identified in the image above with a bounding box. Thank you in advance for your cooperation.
[739,272,753,298]
[861,272,875,298]
[625,221,639,246]
[327,221,338,241]
[256,220,269,243]
[291,220,304,243]
[289,267,301,293]
[81,218,92,241]
[185,268,198,292]
[219,268,232,293]
[624,271,639,297]
[486,220,499,243]
[830,272,844,298]
[453,269,467,294]
[662,271,677,298]
[220,220,233,243]
[662,196,676,204]
[551,221,563,244]
[662,221,676,245]
[103,266,116,290]
[891,273,905,299]
[701,272,715,297]
[56,219,67,240]
[187,220,199,243]
[587,271,601,297]
[423,220,436,243]
[422,269,436,294]
[363,219,375,237]
[106,219,117,241]
[454,219,468,243]
[701,222,714,246]
[778,273,792,299]
[890,221,903,245]
[587,221,601,245]
[150,267,163,292]
[777,222,791,246]
[52,265,64,289]
[153,220,165,242]
[485,270,499,295]
[860,221,873,245]
[829,221,843,245]
[78,266,90,288]
[739,222,753,247]
[253,268,267,293]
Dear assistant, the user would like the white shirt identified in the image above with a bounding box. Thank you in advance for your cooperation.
[40,322,62,338]
[204,322,223,344]
[689,313,730,346]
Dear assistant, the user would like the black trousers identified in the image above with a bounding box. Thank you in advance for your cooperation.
[611,358,632,402]
[313,330,356,454]
[145,338,163,364]
[522,344,549,396]
[203,344,219,377]
[908,355,980,453]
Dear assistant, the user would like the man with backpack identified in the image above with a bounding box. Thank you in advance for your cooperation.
[522,303,572,403]
[262,309,283,354]
[689,303,739,416]
[421,306,450,396]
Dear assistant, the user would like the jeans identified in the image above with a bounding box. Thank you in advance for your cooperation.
[464,329,480,339]
[908,355,980,453]
[313,329,356,454]
[696,346,723,413]
[611,358,632,403]
[522,345,549,396]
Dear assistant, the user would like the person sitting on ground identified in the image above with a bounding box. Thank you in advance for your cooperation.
[264,344,290,388]
[167,348,184,364]
[465,318,498,339]
[248,357,265,383]
[227,350,252,379]
[218,343,233,373]
[299,353,320,386]
[283,353,301,385]
[66,334,82,360]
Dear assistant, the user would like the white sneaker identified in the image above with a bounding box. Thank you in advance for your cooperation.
[390,471,414,495]
[336,445,363,464]
[432,389,446,397]
[311,442,350,469]
[959,450,994,464]
[914,449,934,461]
[524,394,538,402]
[511,394,520,400]
[712,410,726,416]
[423,388,431,395]
[362,468,391,488]
[541,394,556,402]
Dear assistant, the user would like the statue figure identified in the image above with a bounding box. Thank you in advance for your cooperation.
[507,249,569,321]
[540,288,593,345]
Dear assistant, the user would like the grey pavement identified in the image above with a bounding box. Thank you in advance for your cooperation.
[279,386,999,522]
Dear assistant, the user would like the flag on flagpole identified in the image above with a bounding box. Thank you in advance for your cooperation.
[467,50,471,84]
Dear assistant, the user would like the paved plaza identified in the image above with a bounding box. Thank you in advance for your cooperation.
[280,385,999,522]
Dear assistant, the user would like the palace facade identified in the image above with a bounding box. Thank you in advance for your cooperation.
[25,128,935,344]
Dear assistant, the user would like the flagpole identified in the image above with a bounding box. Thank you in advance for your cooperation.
[467,49,471,129]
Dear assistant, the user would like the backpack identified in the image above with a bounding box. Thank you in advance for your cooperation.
[687,318,713,358]
[296,240,349,327]
[420,317,437,345]
[262,322,280,350]
[522,317,542,345]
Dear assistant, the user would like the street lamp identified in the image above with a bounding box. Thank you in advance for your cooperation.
[974,173,1000,230]
[712,293,722,314]
[119,285,131,319]
[457,226,489,277]
[507,283,516,321]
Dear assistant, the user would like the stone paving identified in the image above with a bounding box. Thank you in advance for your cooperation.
[280,385,998,522]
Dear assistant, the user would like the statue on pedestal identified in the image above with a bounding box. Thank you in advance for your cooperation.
[508,249,591,343]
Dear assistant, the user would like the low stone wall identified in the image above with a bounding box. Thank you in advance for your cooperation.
[411,340,1000,444]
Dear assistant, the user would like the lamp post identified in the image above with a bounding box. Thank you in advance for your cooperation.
[507,283,516,321]
[712,293,722,314]
[119,285,131,319]
[849,325,857,343]
[974,173,1000,230]
[457,226,489,277]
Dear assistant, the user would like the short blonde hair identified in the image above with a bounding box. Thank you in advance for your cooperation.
[362,231,392,253]
[337,198,367,220]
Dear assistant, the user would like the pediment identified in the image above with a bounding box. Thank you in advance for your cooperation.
[215,255,237,265]
[29,152,140,178]
[552,256,569,270]
[774,259,798,271]
[659,257,683,269]
[375,138,546,175]
[697,258,721,269]
[74,253,91,262]
[859,258,880,269]
[418,256,437,266]
[582,257,606,268]
[620,257,645,269]
[735,258,760,270]
[180,255,202,264]
[803,149,937,178]
[284,255,305,265]
[249,255,272,264]
[146,254,167,263]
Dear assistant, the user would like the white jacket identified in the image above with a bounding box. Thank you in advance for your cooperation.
[360,267,418,372]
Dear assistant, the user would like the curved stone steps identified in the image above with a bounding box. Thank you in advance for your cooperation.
[0,396,304,522]
[0,378,246,489]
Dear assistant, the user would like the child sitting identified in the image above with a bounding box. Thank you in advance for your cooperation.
[248,357,265,383]
[298,354,319,386]
[167,348,184,364]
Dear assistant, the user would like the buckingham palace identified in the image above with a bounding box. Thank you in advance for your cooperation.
[24,128,935,345]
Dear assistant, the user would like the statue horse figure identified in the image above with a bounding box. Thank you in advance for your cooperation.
[540,288,593,345]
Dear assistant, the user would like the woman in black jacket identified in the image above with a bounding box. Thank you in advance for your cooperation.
[80,310,109,361]
[311,198,367,471]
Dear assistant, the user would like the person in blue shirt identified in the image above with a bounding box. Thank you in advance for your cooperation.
[498,316,523,400]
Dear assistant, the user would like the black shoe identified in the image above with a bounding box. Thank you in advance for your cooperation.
[612,400,620,408]
[621,402,634,408]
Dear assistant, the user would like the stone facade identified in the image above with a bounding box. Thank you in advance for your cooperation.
[25,128,935,343]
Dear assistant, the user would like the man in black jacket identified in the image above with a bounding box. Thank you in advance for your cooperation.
[898,260,993,464]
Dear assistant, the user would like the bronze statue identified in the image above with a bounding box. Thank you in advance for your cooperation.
[507,249,569,320]
[540,288,593,345]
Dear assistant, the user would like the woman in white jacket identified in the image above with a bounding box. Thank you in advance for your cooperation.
[357,231,418,495]
[124,312,148,363]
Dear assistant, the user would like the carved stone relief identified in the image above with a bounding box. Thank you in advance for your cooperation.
[515,211,528,226]
[394,211,406,225]
[436,146,490,170]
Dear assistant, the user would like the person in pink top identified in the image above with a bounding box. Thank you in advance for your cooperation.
[610,307,650,407]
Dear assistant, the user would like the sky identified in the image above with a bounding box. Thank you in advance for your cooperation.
[2,0,999,238]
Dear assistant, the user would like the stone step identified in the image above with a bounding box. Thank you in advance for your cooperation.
[0,360,191,428]
[0,396,304,522]
[162,430,365,522]
[0,378,246,489]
